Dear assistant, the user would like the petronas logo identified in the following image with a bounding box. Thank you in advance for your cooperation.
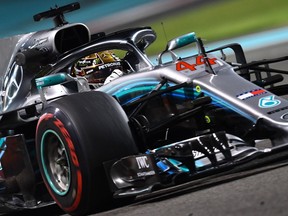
[259,95,281,108]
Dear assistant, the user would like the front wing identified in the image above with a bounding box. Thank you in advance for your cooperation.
[104,131,278,198]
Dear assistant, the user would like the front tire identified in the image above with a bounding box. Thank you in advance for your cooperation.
[36,91,138,215]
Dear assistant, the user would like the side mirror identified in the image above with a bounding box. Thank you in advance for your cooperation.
[158,32,197,64]
[36,73,68,90]
[166,32,197,51]
[36,73,71,106]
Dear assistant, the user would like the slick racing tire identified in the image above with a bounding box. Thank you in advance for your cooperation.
[36,91,138,216]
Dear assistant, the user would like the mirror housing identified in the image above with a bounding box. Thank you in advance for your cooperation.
[158,32,197,64]
[166,32,197,51]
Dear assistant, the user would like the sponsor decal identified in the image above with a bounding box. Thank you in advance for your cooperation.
[259,95,281,108]
[267,106,288,115]
[28,37,48,49]
[237,89,266,100]
[192,150,205,159]
[37,113,82,212]
[137,170,156,177]
[98,62,121,70]
[3,62,23,111]
[77,59,95,66]
[136,156,150,169]
[135,156,156,177]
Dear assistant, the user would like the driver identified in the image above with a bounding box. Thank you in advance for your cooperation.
[71,50,125,88]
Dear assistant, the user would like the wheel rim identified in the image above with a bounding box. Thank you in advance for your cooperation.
[41,129,71,196]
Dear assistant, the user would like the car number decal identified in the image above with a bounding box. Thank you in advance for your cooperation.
[176,55,217,72]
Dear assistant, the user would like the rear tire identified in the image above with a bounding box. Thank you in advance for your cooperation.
[36,91,138,215]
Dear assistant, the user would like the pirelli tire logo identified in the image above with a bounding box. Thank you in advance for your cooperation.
[135,156,156,177]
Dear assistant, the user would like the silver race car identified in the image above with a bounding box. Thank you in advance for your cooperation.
[0,2,288,216]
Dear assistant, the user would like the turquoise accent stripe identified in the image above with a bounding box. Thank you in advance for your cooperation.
[41,130,71,196]
[36,73,67,89]
[0,137,6,149]
[201,89,256,123]
[0,137,6,171]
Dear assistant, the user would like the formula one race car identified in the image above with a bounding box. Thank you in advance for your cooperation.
[1,2,288,216]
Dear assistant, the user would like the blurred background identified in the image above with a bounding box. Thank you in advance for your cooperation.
[1,0,288,55]
[1,2,288,216]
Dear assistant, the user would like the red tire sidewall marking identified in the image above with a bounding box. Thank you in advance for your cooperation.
[36,112,83,212]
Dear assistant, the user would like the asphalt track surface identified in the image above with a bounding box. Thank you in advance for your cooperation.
[5,42,288,216]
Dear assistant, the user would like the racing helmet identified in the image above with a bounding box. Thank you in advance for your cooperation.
[72,50,123,85]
